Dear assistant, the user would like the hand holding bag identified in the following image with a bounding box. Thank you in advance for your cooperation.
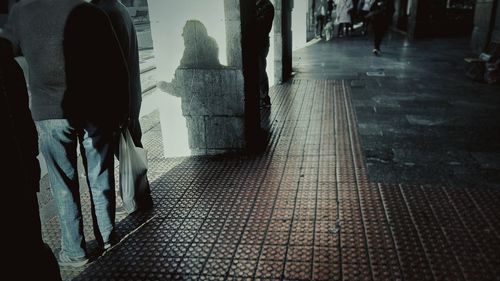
[119,128,149,214]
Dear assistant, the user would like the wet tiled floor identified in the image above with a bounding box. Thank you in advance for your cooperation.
[50,77,500,280]
[293,34,500,187]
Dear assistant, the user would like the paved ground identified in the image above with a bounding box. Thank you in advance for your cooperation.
[294,33,500,187]
[41,32,500,280]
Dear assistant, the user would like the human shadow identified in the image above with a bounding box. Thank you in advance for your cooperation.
[157,20,223,97]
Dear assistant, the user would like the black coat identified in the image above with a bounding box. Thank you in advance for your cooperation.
[256,0,275,48]
[63,3,130,127]
[92,0,142,119]
[370,0,395,22]
[0,38,40,192]
[0,38,62,281]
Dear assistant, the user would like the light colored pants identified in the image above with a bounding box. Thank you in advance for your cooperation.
[36,119,115,259]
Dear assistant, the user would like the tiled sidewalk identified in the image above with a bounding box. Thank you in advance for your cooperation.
[51,80,500,280]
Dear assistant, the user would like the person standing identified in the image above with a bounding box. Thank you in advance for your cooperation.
[256,0,274,108]
[91,0,153,213]
[335,0,353,37]
[367,0,394,55]
[327,0,334,20]
[357,0,374,35]
[1,0,129,267]
[315,3,326,38]
[1,37,61,281]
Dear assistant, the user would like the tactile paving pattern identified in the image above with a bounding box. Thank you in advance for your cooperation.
[45,80,500,280]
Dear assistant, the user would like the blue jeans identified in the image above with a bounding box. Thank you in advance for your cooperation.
[36,119,115,259]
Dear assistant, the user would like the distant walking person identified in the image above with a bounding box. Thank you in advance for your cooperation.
[1,37,61,281]
[256,0,274,108]
[357,0,374,35]
[366,0,394,55]
[327,0,334,19]
[91,0,153,213]
[335,0,353,37]
[315,4,326,38]
[1,0,129,267]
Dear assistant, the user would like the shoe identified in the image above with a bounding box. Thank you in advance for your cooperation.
[103,242,112,251]
[372,49,380,56]
[260,96,271,108]
[58,252,89,267]
[101,234,119,252]
[116,205,128,216]
[138,194,154,211]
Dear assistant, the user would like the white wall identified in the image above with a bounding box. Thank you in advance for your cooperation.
[292,0,308,50]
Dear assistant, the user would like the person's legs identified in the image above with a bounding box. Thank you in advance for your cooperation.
[373,20,383,51]
[258,44,271,106]
[360,11,370,34]
[316,15,321,36]
[319,16,325,37]
[79,122,115,247]
[36,120,86,260]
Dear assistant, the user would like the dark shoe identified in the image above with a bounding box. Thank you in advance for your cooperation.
[58,252,89,267]
[260,96,271,108]
[138,196,154,211]
[372,48,380,56]
[102,232,119,252]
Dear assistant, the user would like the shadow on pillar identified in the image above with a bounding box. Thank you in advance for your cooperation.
[158,20,247,155]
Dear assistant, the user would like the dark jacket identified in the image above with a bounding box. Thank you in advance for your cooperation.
[1,38,62,281]
[370,0,395,22]
[256,0,275,48]
[63,3,130,127]
[0,0,84,121]
[0,38,39,192]
[92,0,142,119]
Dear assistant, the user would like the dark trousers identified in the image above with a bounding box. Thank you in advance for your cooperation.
[6,158,61,280]
[359,11,370,33]
[337,23,351,36]
[258,44,270,100]
[316,15,326,36]
[373,19,390,50]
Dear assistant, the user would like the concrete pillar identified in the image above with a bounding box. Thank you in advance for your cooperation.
[471,0,499,53]
[149,0,246,156]
[273,0,293,84]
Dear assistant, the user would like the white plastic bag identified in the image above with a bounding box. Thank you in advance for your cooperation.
[119,128,148,214]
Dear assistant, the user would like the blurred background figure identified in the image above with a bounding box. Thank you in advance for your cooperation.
[256,0,275,108]
[315,2,326,38]
[358,0,374,35]
[327,0,334,18]
[335,0,353,37]
[324,16,334,41]
[367,0,394,55]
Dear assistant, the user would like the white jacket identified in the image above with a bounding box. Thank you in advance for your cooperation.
[335,0,353,24]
